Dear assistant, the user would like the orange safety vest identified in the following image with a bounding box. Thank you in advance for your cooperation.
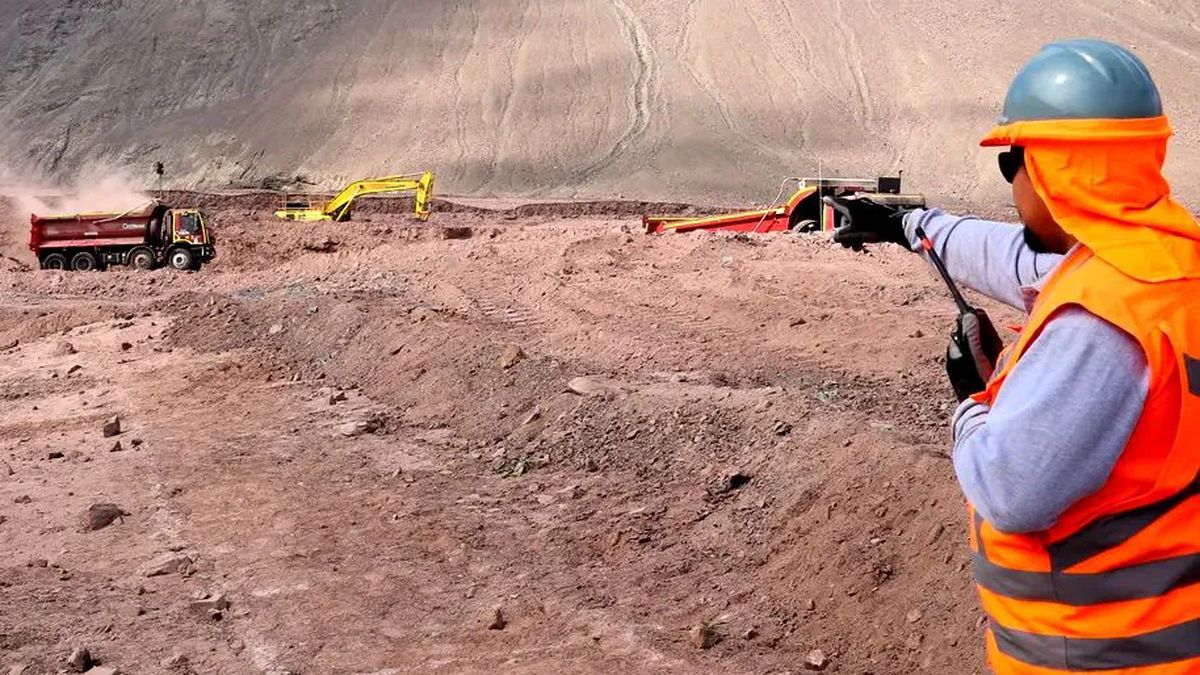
[969,245,1200,674]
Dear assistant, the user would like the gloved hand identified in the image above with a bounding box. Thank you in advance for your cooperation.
[823,195,915,250]
[946,308,1004,401]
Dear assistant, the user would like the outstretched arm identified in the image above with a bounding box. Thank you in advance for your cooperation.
[903,209,1063,311]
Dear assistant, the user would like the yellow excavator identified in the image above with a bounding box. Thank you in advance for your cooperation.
[275,171,436,222]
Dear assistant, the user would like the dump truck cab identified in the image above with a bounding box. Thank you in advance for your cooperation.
[170,209,211,247]
[160,208,216,271]
[30,202,217,272]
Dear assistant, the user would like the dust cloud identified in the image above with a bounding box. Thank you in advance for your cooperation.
[0,163,153,263]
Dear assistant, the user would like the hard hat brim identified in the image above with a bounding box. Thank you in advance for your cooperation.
[981,116,1173,147]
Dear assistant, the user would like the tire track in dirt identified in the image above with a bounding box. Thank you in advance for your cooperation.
[451,3,481,187]
[677,0,738,135]
[569,0,658,184]
[474,297,541,330]
[676,0,777,160]
[478,2,533,190]
[830,0,876,124]
[1087,2,1200,65]
[743,1,816,154]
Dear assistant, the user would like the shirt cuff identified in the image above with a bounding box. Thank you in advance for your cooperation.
[952,397,989,443]
[902,208,935,250]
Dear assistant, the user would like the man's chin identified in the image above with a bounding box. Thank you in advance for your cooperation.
[1023,228,1054,254]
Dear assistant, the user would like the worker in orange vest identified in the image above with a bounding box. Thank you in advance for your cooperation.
[828,39,1200,673]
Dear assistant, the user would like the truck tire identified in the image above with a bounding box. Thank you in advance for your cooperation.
[167,247,194,271]
[70,252,98,272]
[42,253,68,270]
[794,219,819,233]
[128,248,156,271]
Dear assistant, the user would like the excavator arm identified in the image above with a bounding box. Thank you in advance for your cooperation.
[275,171,436,222]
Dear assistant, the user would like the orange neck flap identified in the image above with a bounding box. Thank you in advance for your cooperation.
[981,117,1200,282]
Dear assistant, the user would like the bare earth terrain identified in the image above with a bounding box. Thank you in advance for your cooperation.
[0,198,1025,674]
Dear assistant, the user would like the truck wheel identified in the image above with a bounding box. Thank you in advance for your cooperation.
[167,248,194,271]
[42,253,68,270]
[129,248,156,271]
[70,252,98,272]
[794,219,819,233]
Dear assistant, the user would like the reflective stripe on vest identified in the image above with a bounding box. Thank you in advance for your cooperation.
[974,474,1200,607]
[991,618,1200,671]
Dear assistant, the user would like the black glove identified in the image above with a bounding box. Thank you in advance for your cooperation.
[823,195,915,250]
[946,308,1004,401]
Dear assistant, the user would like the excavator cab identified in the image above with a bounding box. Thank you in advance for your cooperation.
[275,171,436,222]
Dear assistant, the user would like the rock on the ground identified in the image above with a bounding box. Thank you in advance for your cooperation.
[907,608,924,624]
[328,390,347,405]
[742,627,759,640]
[487,607,507,630]
[566,376,620,397]
[14,495,32,504]
[120,342,132,351]
[53,341,77,356]
[804,648,829,671]
[66,646,92,672]
[47,450,64,460]
[160,653,189,669]
[559,484,584,500]
[1,460,12,476]
[131,438,144,448]
[143,552,193,577]
[498,344,525,369]
[82,503,129,531]
[690,622,721,650]
[110,441,123,452]
[0,339,17,351]
[102,416,122,438]
[339,419,378,437]
[268,323,284,335]
[191,591,230,612]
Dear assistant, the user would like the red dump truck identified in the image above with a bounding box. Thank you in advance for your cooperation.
[30,202,216,271]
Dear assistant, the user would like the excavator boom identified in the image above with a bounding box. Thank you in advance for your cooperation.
[275,171,436,222]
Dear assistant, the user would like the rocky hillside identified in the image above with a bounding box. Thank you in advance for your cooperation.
[3,0,1200,205]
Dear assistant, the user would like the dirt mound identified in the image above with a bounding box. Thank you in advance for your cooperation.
[4,2,1200,206]
[0,206,1000,672]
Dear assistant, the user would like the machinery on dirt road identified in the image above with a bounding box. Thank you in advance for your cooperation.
[643,176,925,235]
[30,201,216,272]
[275,171,436,222]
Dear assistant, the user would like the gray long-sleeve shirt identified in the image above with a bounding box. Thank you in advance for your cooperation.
[902,209,1150,534]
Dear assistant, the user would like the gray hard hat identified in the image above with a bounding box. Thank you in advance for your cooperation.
[999,38,1163,124]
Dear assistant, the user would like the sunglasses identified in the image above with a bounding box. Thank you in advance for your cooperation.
[998,146,1026,184]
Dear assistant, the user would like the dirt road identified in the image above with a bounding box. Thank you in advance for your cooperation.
[0,200,1006,673]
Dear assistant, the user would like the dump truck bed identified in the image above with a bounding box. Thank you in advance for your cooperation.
[30,202,163,252]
